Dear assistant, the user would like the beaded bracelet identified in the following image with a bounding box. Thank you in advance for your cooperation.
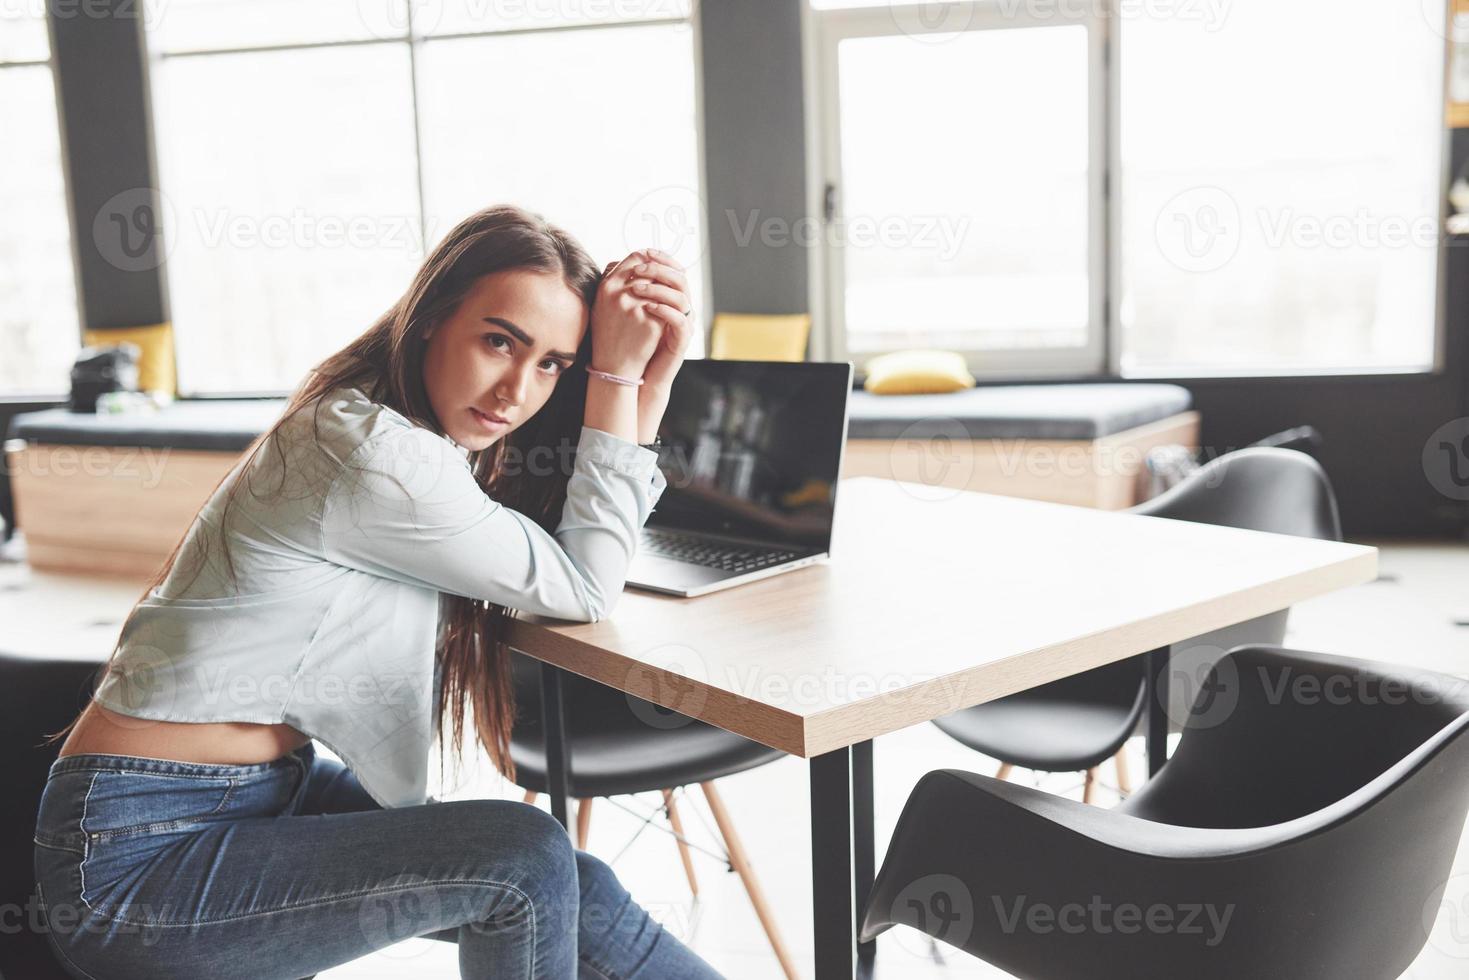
[586,367,645,387]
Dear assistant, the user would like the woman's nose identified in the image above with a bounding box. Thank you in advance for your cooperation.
[497,363,531,406]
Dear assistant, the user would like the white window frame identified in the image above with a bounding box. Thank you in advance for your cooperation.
[804,0,1111,381]
[1106,1,1451,380]
[0,18,82,399]
[145,7,711,396]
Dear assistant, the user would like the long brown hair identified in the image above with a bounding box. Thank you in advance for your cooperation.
[47,204,603,783]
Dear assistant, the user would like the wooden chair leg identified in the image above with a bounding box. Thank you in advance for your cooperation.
[996,762,1014,781]
[699,782,800,980]
[1114,747,1132,795]
[661,789,699,897]
[1083,768,1098,805]
[523,789,538,805]
[576,798,594,849]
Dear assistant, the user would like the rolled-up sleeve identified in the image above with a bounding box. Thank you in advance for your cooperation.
[321,424,666,621]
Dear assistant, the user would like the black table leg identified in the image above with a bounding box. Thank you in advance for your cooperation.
[1145,645,1171,776]
[811,747,854,980]
[852,739,875,966]
[539,662,572,829]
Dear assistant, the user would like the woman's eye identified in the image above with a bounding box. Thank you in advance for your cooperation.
[485,334,511,352]
[540,360,564,375]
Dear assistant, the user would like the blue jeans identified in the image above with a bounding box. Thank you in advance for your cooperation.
[32,742,723,980]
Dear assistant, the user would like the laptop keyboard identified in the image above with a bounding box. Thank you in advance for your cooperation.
[640,528,801,574]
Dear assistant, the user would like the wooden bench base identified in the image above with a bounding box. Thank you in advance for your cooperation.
[7,444,240,578]
[840,411,1201,510]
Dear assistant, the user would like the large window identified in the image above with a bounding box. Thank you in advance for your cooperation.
[0,7,80,396]
[810,0,1448,379]
[146,0,703,395]
[1119,0,1446,375]
[812,0,1105,377]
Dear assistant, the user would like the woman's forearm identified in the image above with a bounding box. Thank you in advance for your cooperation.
[583,376,641,443]
[636,384,670,445]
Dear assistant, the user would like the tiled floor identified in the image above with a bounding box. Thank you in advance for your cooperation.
[4,536,1467,978]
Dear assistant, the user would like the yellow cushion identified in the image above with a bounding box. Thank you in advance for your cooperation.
[710,313,811,362]
[82,322,177,395]
[863,349,976,395]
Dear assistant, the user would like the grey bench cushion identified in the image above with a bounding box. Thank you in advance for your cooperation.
[7,399,287,452]
[848,384,1192,441]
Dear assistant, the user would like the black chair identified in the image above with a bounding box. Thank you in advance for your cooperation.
[862,645,1469,979]
[507,653,797,979]
[1,653,102,980]
[930,447,1342,800]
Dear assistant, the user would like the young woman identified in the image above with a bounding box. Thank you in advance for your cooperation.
[32,205,724,979]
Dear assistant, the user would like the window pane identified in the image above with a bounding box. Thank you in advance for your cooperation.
[145,0,408,53]
[151,45,422,393]
[0,66,79,396]
[0,4,49,63]
[835,27,1090,354]
[416,23,705,327]
[1120,1,1445,374]
[425,0,690,37]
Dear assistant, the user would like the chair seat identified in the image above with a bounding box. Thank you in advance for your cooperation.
[932,688,1143,772]
[510,664,785,797]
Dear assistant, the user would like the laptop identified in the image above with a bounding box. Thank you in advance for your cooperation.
[625,358,853,597]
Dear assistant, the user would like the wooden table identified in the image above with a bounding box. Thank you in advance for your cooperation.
[508,477,1378,979]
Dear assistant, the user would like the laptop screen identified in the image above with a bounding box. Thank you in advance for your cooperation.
[647,359,852,552]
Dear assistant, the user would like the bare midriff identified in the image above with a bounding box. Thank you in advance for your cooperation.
[56,700,311,765]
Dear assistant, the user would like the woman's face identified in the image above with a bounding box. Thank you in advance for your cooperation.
[421,268,587,452]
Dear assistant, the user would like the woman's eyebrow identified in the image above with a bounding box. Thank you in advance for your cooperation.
[481,316,577,361]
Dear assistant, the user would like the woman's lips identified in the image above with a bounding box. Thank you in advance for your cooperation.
[469,407,510,431]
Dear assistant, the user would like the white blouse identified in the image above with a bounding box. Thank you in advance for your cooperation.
[92,385,667,807]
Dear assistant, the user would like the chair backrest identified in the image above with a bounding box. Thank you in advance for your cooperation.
[1126,645,1469,827]
[1129,446,1342,542]
[709,313,811,362]
[0,653,100,978]
[1121,645,1469,979]
[1127,447,1343,710]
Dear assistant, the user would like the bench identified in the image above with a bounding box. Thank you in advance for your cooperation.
[6,400,286,577]
[840,383,1199,509]
[6,383,1198,578]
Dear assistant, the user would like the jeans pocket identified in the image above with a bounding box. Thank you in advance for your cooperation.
[80,771,236,842]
